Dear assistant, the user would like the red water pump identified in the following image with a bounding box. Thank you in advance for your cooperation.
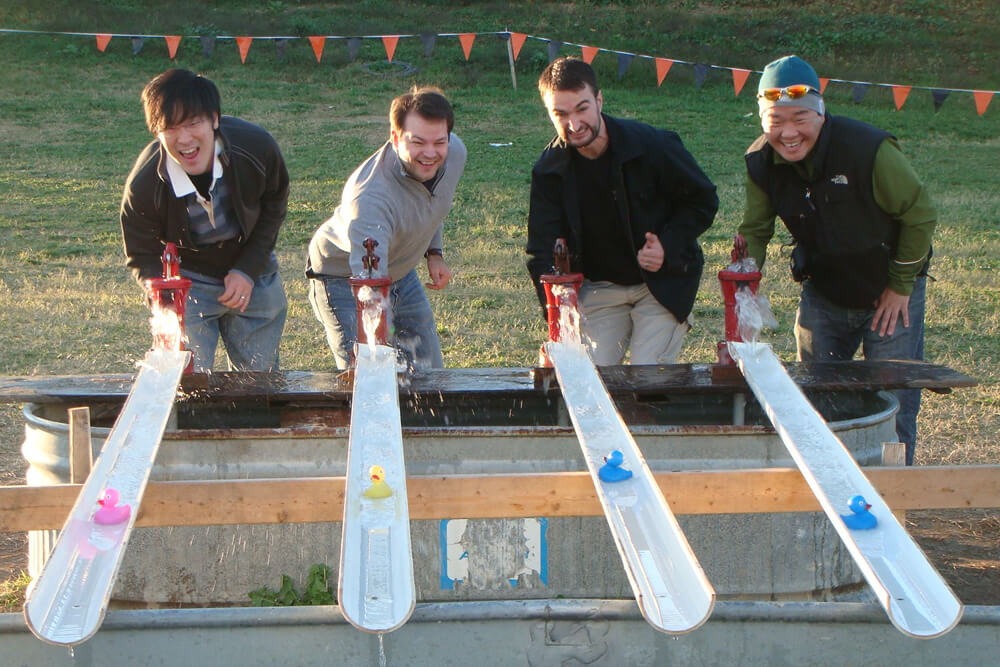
[144,243,194,372]
[349,237,391,348]
[716,234,762,365]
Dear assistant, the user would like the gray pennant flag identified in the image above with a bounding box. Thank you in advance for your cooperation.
[200,35,215,59]
[851,83,869,104]
[931,89,950,112]
[616,53,634,80]
[130,37,144,56]
[694,63,709,89]
[547,40,562,62]
[274,38,287,62]
[420,32,436,57]
[348,37,361,62]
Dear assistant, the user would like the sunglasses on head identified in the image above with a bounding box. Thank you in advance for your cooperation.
[758,84,818,102]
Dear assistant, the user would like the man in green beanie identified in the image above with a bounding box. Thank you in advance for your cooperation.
[738,55,936,465]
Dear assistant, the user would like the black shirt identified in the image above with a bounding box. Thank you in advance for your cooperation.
[572,148,642,285]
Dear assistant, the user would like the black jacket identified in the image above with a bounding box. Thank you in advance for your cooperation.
[120,116,289,282]
[745,115,897,307]
[526,115,717,322]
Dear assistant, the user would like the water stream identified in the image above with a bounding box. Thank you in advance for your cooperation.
[357,285,388,355]
[149,304,183,351]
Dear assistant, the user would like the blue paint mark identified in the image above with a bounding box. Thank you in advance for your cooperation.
[439,519,457,590]
[538,517,549,585]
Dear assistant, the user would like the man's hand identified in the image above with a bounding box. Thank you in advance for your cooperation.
[425,255,452,290]
[871,287,910,337]
[637,232,664,272]
[220,271,254,312]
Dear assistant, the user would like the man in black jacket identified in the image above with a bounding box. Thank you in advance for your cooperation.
[527,57,718,365]
[121,69,289,372]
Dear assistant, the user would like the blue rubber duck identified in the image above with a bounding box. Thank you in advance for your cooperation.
[840,494,878,530]
[598,450,633,483]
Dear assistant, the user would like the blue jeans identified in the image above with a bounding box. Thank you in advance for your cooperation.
[308,269,443,370]
[795,276,927,465]
[183,270,287,372]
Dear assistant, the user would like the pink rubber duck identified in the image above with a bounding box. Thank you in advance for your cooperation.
[93,488,132,525]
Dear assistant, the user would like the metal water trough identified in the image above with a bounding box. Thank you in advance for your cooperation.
[11,363,944,606]
[2,600,999,666]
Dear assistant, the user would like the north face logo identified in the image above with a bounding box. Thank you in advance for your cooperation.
[830,174,849,185]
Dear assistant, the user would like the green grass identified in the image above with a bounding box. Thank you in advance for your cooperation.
[0,571,30,612]
[0,1,996,470]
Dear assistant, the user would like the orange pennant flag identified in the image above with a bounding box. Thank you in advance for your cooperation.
[308,36,326,62]
[732,68,751,96]
[459,33,476,60]
[235,36,252,63]
[382,35,399,62]
[892,85,912,110]
[819,77,830,94]
[581,46,599,64]
[164,35,181,60]
[655,58,674,86]
[509,32,527,61]
[973,90,994,116]
[95,34,112,52]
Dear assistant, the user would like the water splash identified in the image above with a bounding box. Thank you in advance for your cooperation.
[735,286,763,348]
[551,284,582,345]
[149,303,183,351]
[357,285,389,357]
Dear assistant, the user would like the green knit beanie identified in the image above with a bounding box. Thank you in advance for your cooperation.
[757,55,825,116]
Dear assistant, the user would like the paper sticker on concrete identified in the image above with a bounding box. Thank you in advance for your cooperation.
[440,518,548,590]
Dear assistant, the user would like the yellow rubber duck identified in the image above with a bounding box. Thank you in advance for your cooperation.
[362,465,393,499]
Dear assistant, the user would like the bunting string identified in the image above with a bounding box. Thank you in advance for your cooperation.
[0,27,995,115]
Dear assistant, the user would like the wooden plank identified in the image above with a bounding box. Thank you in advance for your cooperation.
[67,407,93,484]
[882,442,907,523]
[0,361,976,405]
[1,465,997,531]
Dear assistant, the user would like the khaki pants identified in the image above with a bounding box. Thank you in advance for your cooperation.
[579,280,690,366]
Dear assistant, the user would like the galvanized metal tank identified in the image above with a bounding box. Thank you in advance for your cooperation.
[21,386,897,606]
[4,600,999,666]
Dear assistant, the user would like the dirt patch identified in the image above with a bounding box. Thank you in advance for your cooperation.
[0,533,26,582]
[908,509,1000,606]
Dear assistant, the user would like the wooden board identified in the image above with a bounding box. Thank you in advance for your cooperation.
[0,360,976,406]
[2,465,998,530]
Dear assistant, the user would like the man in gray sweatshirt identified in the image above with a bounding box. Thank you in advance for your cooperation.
[307,87,467,369]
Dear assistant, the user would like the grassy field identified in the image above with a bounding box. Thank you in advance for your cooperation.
[0,3,996,462]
